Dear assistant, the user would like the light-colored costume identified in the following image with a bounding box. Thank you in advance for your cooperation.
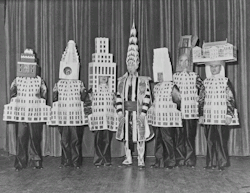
[196,40,239,170]
[116,23,153,167]
[49,40,87,168]
[86,38,117,166]
[3,49,50,170]
[148,48,182,168]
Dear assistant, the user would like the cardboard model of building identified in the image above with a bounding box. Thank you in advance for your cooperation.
[147,82,182,127]
[49,40,88,126]
[3,77,51,123]
[153,48,172,82]
[16,49,40,77]
[88,38,118,131]
[193,39,237,64]
[88,38,116,93]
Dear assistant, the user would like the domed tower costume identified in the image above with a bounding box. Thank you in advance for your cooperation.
[172,35,204,167]
[116,23,153,168]
[147,48,182,169]
[86,37,118,167]
[3,49,50,171]
[195,40,239,171]
[49,40,88,168]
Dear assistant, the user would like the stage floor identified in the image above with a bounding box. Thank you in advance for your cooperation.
[0,151,250,193]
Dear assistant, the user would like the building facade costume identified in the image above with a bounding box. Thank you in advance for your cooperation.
[195,40,239,171]
[3,49,50,171]
[86,38,118,167]
[148,48,182,169]
[116,23,153,168]
[173,35,204,167]
[49,40,88,169]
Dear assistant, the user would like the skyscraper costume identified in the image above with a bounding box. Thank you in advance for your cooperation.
[86,38,117,167]
[194,40,239,171]
[173,35,204,167]
[49,40,88,169]
[3,49,51,171]
[148,48,182,169]
[116,23,153,169]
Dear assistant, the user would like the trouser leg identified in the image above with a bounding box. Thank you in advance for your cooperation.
[205,125,217,167]
[59,126,72,166]
[15,122,29,169]
[71,126,83,167]
[102,130,113,164]
[184,119,197,166]
[153,127,164,167]
[161,127,176,167]
[175,126,185,166]
[137,141,145,166]
[28,123,43,167]
[93,130,103,165]
[216,125,230,167]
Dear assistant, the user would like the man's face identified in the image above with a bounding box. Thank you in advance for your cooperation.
[127,61,138,75]
[178,54,189,71]
[209,61,222,75]
[99,76,108,84]
[157,72,164,82]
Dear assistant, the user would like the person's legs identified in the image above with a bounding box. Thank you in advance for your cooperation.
[151,127,164,168]
[59,126,72,167]
[71,126,83,168]
[204,125,217,169]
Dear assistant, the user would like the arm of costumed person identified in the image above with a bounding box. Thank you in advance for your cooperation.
[172,84,181,111]
[198,79,206,124]
[52,83,59,102]
[10,78,17,100]
[196,74,205,96]
[82,85,93,116]
[39,78,47,100]
[225,79,236,125]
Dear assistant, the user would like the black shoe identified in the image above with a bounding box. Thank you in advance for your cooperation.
[33,166,43,170]
[15,167,22,172]
[104,163,112,167]
[218,167,225,171]
[186,164,195,168]
[138,165,145,170]
[165,166,174,170]
[74,166,80,169]
[203,166,216,170]
[150,163,159,168]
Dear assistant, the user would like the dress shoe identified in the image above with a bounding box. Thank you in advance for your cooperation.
[150,163,159,168]
[15,168,22,172]
[218,167,225,171]
[165,166,174,170]
[203,166,216,170]
[138,165,145,170]
[33,166,43,170]
[104,163,112,167]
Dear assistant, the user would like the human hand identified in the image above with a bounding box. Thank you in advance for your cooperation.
[225,116,232,125]
[199,116,204,124]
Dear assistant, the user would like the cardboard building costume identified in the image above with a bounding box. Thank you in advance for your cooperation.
[172,35,205,167]
[148,48,182,168]
[3,49,49,171]
[196,40,239,171]
[116,22,153,168]
[50,40,87,168]
[86,38,117,166]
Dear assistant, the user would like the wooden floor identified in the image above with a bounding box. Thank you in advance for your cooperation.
[0,151,250,193]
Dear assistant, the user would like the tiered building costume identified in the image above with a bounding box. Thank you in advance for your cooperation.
[49,40,88,168]
[116,23,153,168]
[148,48,182,168]
[173,35,204,167]
[3,49,50,171]
[195,40,239,170]
[86,38,117,167]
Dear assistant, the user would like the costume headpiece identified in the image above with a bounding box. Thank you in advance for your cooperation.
[59,40,80,80]
[176,35,198,72]
[126,22,139,67]
[16,49,39,77]
[153,48,172,82]
[193,39,237,78]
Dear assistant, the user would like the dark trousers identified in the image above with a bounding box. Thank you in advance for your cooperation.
[93,130,113,166]
[204,125,230,167]
[154,127,176,167]
[58,126,83,167]
[14,122,43,169]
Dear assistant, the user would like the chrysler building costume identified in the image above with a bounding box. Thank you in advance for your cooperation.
[172,35,204,167]
[86,38,117,167]
[116,23,153,168]
[49,40,87,169]
[147,48,182,169]
[3,49,50,171]
[196,40,239,171]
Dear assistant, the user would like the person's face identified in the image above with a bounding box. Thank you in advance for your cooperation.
[157,73,164,82]
[178,54,189,71]
[99,76,108,84]
[127,60,138,75]
[209,61,222,75]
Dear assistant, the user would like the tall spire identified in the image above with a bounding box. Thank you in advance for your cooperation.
[61,40,79,64]
[126,21,139,66]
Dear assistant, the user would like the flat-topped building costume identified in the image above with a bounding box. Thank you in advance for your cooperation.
[195,40,239,171]
[148,48,182,169]
[86,38,118,167]
[116,23,153,168]
[172,35,204,167]
[49,40,88,169]
[3,49,50,171]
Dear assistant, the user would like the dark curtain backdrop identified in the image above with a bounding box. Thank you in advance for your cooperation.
[3,0,250,157]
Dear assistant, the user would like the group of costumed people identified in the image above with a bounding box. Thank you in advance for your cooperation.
[3,23,239,172]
